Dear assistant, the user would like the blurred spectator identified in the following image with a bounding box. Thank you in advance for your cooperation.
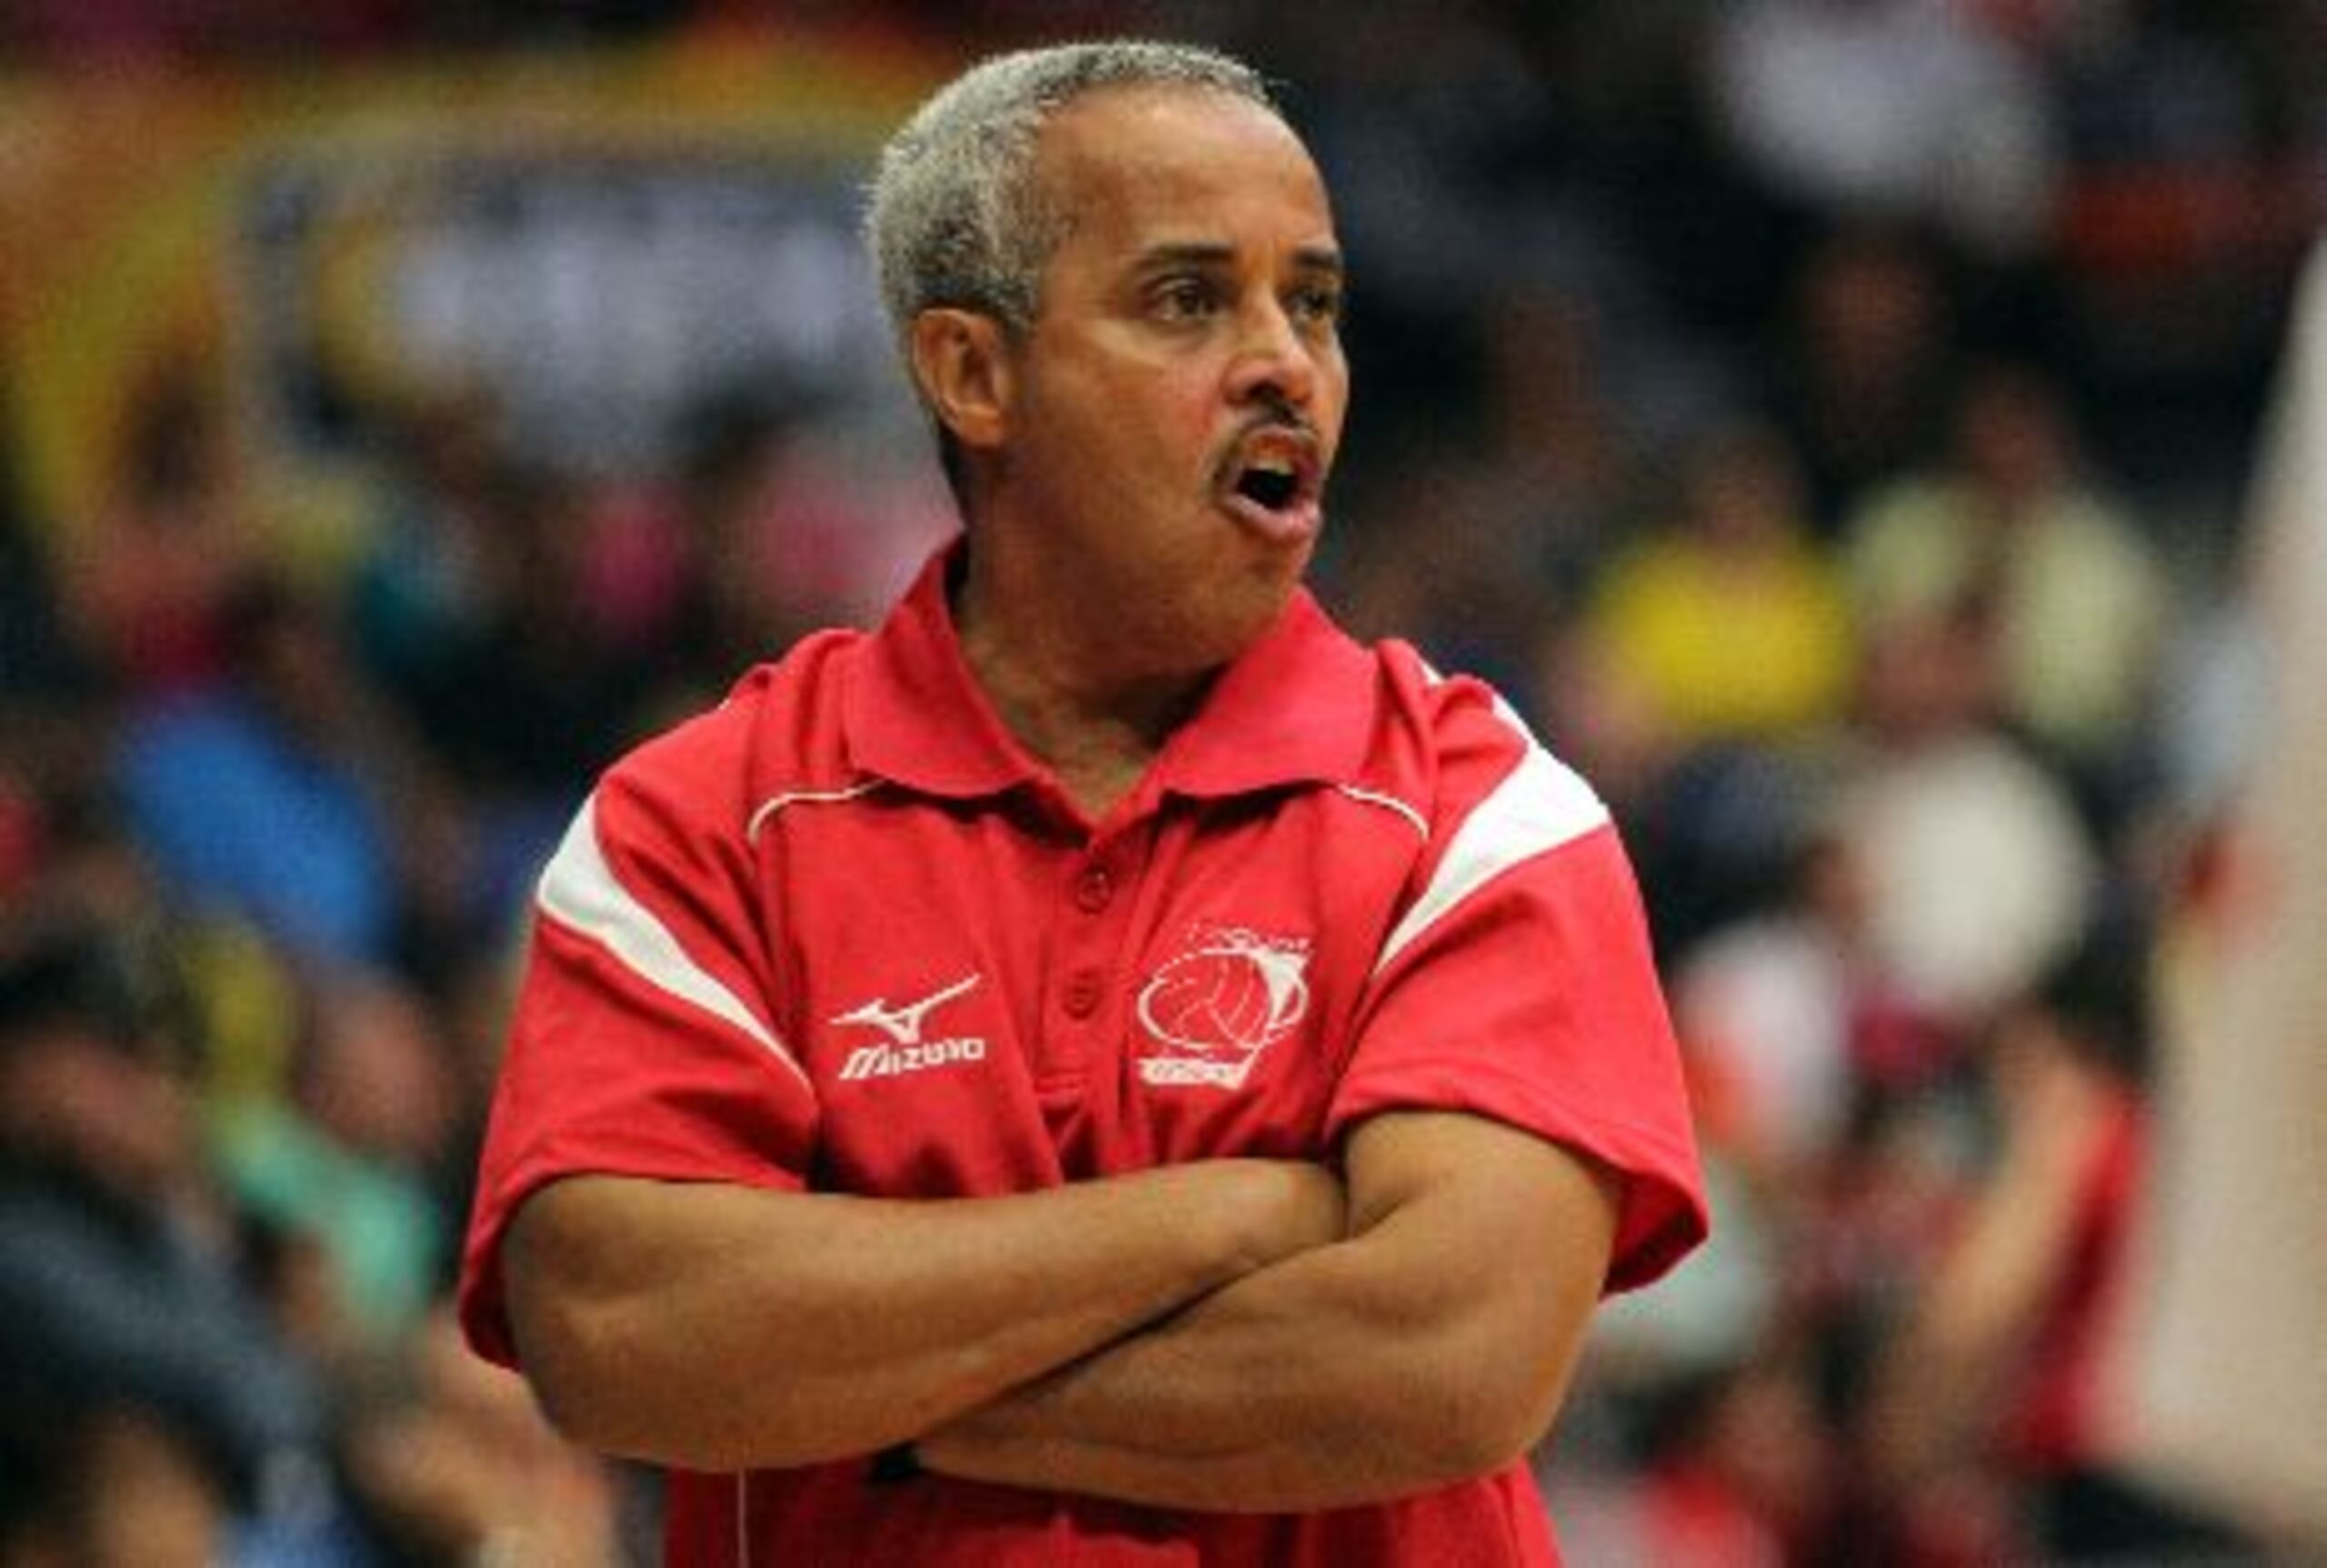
[0,1403,228,1568]
[0,916,340,1552]
[345,390,517,735]
[1578,1153,1787,1453]
[1632,1356,1837,1568]
[1333,283,1643,699]
[1546,1347,1836,1568]
[1673,824,1881,1189]
[1584,423,1855,750]
[55,358,258,699]
[1859,934,2254,1563]
[1469,285,1650,582]
[1763,226,1959,528]
[338,1307,621,1565]
[2056,0,2264,176]
[212,969,463,1353]
[114,574,411,968]
[650,392,805,700]
[349,394,646,803]
[1832,603,2099,1039]
[657,388,956,713]
[1843,362,2173,797]
[1709,0,2060,262]
[1248,3,1565,340]
[0,394,91,706]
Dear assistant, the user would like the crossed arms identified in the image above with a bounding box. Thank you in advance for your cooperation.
[504,1109,1619,1511]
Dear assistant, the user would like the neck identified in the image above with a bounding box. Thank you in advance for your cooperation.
[954,559,1214,821]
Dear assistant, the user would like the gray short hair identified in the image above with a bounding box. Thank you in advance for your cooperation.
[864,40,1280,341]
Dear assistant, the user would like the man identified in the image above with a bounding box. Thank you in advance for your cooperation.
[459,40,1706,1564]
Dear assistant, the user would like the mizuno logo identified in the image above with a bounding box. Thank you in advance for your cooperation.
[832,973,981,1045]
[831,974,986,1082]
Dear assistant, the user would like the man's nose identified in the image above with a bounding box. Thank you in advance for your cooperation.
[1224,297,1317,412]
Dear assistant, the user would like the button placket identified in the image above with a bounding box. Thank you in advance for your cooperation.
[1038,836,1146,1085]
[1062,967,1105,1019]
[1061,854,1114,1021]
[1073,864,1114,913]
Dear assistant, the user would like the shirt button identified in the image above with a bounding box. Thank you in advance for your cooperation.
[1063,969,1104,1019]
[1073,866,1114,913]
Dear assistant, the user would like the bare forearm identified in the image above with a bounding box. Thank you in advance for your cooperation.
[504,1161,1340,1473]
[923,1218,1538,1510]
[920,1115,1619,1512]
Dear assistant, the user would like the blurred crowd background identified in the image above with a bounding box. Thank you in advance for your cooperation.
[1,2,2321,1563]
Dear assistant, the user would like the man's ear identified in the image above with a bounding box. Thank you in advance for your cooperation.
[910,308,1014,457]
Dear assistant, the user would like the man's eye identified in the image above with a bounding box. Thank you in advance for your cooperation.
[1153,280,1218,321]
[1291,285,1343,326]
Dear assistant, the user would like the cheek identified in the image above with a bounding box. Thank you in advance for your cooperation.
[1149,373,1224,477]
[1038,361,1209,483]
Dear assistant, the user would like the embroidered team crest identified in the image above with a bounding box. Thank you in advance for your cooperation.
[1134,925,1312,1089]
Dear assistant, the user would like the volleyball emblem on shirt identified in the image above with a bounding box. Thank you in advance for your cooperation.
[1134,925,1312,1089]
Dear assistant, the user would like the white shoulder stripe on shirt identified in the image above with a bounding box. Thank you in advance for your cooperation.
[1373,717,1609,975]
[537,797,809,1090]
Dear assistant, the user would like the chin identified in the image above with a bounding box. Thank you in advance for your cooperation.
[1179,571,1300,667]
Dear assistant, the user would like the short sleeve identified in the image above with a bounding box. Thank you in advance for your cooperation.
[457,714,819,1367]
[1327,684,1707,1293]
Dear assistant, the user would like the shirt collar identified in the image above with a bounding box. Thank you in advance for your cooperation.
[1153,587,1376,798]
[845,543,1039,798]
[845,543,1376,803]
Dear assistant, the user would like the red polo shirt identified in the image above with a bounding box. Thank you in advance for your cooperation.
[461,549,1706,1565]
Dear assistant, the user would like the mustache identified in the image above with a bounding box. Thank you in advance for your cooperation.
[1212,400,1325,501]
[1234,392,1314,440]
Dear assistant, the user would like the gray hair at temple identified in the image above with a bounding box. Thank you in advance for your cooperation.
[864,40,1281,343]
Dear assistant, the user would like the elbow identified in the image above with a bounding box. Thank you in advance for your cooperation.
[509,1275,770,1472]
[503,1204,755,1472]
[504,1243,874,1474]
[1284,1272,1575,1492]
[1371,1312,1583,1488]
[501,1190,634,1455]
[1398,1359,1560,1485]
[504,1262,647,1458]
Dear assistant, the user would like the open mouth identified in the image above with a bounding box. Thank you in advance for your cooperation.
[1234,462,1301,512]
[1218,434,1322,543]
